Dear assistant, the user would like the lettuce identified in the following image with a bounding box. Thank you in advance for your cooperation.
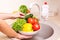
[19,5,28,14]
[12,18,26,32]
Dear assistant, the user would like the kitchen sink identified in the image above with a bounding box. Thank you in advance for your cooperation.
[22,23,54,40]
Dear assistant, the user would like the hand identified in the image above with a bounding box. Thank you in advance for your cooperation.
[13,12,25,18]
[15,33,32,39]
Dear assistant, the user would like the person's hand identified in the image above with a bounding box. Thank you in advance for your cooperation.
[15,33,32,39]
[13,12,25,18]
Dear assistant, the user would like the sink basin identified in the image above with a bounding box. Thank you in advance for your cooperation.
[35,23,54,39]
[22,23,54,40]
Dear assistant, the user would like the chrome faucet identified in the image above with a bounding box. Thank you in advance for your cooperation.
[29,2,40,20]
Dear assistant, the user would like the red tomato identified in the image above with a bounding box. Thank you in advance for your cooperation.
[28,18,34,24]
[33,18,38,24]
[32,23,40,31]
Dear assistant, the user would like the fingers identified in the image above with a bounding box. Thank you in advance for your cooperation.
[18,12,25,18]
[19,12,25,16]
[16,34,32,39]
[21,35,32,39]
[11,38,20,40]
[19,16,25,18]
[20,14,24,16]
[19,13,25,16]
[13,11,25,18]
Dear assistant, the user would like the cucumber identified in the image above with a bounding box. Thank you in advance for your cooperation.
[25,14,33,20]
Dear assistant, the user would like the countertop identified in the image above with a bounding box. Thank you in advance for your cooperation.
[0,16,60,40]
[43,16,60,40]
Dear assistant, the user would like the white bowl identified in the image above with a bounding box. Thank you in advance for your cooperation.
[18,29,40,35]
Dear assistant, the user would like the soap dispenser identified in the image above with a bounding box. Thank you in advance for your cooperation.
[41,2,49,20]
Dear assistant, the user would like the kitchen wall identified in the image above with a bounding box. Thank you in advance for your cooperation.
[0,0,40,13]
[56,0,60,16]
[48,0,60,17]
[0,0,59,16]
[40,0,59,16]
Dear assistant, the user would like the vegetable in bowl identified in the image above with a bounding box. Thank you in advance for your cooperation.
[12,5,40,35]
[12,18,26,32]
[12,15,40,35]
[12,14,34,32]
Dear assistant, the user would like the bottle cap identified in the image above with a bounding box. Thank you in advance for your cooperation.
[44,2,47,5]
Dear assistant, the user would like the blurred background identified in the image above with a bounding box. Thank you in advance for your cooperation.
[0,0,60,16]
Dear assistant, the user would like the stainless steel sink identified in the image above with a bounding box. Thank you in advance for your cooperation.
[22,23,54,40]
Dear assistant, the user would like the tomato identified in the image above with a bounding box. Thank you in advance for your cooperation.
[28,18,38,24]
[27,18,34,24]
[32,23,40,31]
[33,18,38,24]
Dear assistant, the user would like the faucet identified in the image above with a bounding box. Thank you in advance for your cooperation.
[29,2,40,20]
[29,2,49,21]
